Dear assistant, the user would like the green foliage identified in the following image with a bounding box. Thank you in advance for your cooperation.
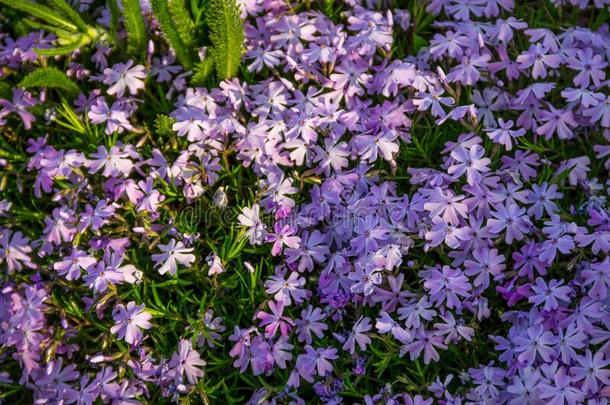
[151,0,244,84]
[190,57,215,86]
[107,0,121,45]
[18,67,79,96]
[0,0,78,32]
[168,0,197,49]
[122,0,148,60]
[0,82,11,99]
[47,0,89,32]
[154,114,176,138]
[151,0,195,69]
[206,0,244,80]
[0,0,99,56]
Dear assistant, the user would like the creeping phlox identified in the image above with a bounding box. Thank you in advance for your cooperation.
[1,0,610,404]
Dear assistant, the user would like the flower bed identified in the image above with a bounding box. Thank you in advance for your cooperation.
[1,0,610,403]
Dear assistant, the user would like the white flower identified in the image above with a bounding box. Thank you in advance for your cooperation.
[238,204,266,245]
[103,60,147,97]
[151,239,195,276]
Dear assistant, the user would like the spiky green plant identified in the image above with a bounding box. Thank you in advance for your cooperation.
[168,0,197,50]
[18,67,79,96]
[0,0,100,56]
[122,0,148,59]
[206,0,244,81]
[151,0,245,85]
[150,0,196,69]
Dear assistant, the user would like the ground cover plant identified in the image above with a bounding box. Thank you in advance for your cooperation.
[1,0,610,403]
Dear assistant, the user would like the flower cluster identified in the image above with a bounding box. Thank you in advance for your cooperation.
[1,0,610,404]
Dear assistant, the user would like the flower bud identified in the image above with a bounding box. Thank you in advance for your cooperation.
[213,186,228,209]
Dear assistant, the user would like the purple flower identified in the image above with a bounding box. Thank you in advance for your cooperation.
[400,330,447,364]
[570,350,610,394]
[447,144,491,186]
[516,43,562,79]
[529,277,572,311]
[342,316,372,354]
[266,222,301,256]
[555,321,586,364]
[464,247,506,289]
[526,182,562,220]
[424,190,468,226]
[285,230,329,272]
[0,89,36,129]
[372,273,414,312]
[538,366,583,405]
[514,325,557,365]
[206,253,225,276]
[265,271,307,305]
[86,145,134,177]
[486,119,525,151]
[566,47,607,88]
[103,60,147,97]
[110,301,152,345]
[425,216,472,250]
[295,305,327,344]
[375,311,411,343]
[256,300,294,338]
[295,345,338,383]
[88,98,133,135]
[487,202,532,244]
[169,339,206,385]
[536,106,577,140]
[53,249,96,280]
[398,297,436,329]
[103,380,139,404]
[151,55,182,82]
[581,258,610,299]
[151,239,195,276]
[348,264,382,296]
[507,367,542,403]
[0,229,35,273]
[584,95,610,127]
[350,215,390,254]
[422,265,472,309]
[446,54,491,85]
[433,312,474,344]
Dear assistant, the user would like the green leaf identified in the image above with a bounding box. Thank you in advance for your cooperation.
[18,67,79,95]
[122,0,148,59]
[151,0,194,69]
[0,81,11,99]
[23,18,74,38]
[107,0,122,45]
[168,0,196,49]
[34,40,82,56]
[47,0,89,32]
[207,0,244,81]
[0,0,78,32]
[190,56,215,86]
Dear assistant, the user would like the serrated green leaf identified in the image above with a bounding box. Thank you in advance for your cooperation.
[18,67,79,95]
[207,0,244,81]
[122,0,148,59]
[191,56,215,86]
[48,0,89,32]
[34,40,81,56]
[0,0,78,32]
[151,0,194,69]
[23,19,74,38]
[168,0,196,49]
[107,0,121,45]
